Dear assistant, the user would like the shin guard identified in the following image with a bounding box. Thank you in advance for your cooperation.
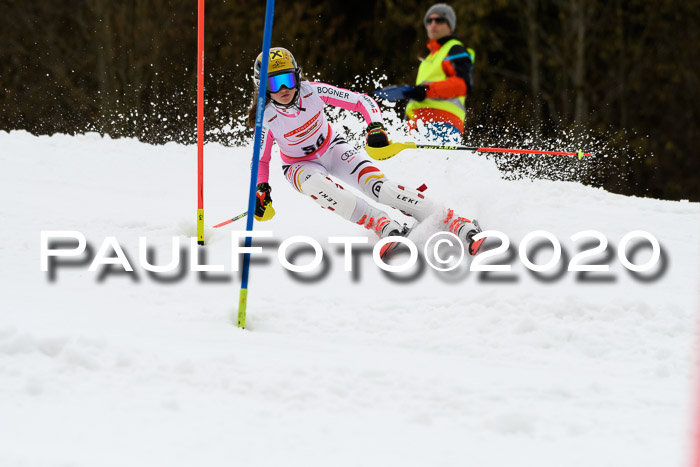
[300,173,357,220]
[377,181,436,221]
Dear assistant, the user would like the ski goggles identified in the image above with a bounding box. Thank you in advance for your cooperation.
[267,71,297,93]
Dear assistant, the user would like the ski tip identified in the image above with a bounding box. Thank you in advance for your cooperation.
[467,219,486,256]
[469,236,486,256]
[379,224,414,260]
[379,241,399,260]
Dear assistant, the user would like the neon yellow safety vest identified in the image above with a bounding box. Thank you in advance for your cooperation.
[406,39,474,124]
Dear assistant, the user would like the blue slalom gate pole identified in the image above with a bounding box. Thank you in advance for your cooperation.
[237,0,275,328]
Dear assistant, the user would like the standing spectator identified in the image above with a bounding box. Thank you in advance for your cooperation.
[404,3,474,144]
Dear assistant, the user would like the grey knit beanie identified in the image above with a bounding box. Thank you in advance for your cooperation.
[424,3,456,32]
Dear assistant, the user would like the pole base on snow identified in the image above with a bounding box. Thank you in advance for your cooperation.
[237,288,248,328]
[197,208,205,246]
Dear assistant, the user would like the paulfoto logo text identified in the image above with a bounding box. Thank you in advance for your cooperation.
[39,229,665,283]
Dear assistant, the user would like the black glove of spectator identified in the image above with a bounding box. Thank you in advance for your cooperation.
[403,85,427,102]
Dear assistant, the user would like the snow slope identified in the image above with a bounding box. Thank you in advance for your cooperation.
[1,129,699,467]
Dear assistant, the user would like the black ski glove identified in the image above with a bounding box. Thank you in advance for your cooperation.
[366,122,390,148]
[254,183,272,221]
[403,85,427,102]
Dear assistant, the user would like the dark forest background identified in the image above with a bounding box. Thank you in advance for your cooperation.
[1,0,698,200]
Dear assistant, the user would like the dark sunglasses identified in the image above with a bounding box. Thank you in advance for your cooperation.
[425,17,448,25]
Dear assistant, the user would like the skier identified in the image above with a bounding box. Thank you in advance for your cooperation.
[247,47,485,256]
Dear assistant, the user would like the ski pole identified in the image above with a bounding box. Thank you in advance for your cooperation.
[365,142,592,161]
[212,211,248,228]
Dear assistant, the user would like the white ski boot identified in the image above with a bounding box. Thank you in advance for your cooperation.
[443,209,485,256]
[356,205,406,239]
[356,206,412,259]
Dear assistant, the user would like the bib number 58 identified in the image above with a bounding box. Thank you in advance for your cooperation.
[302,133,326,155]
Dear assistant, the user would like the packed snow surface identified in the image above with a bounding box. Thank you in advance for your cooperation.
[1,130,699,466]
